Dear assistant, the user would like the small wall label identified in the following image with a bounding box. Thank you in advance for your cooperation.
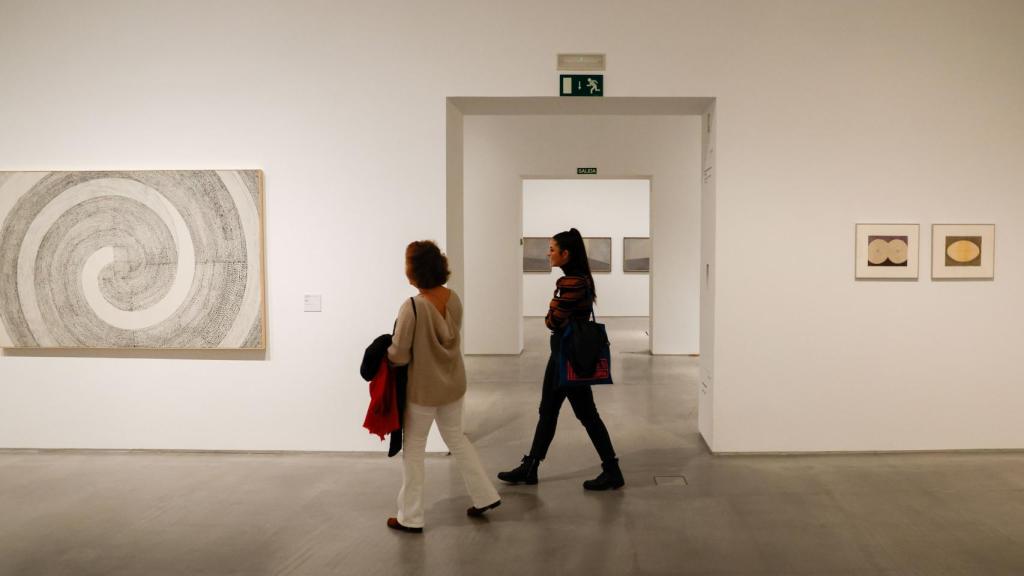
[577,167,597,175]
[304,294,322,312]
[560,74,603,97]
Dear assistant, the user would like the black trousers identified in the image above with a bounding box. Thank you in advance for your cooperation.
[528,333,617,462]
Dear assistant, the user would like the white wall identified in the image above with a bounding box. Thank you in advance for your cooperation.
[522,179,650,318]
[2,0,1023,452]
[462,114,701,355]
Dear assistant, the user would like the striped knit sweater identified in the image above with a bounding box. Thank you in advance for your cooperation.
[545,275,594,331]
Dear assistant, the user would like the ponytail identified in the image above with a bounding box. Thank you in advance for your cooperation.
[552,228,596,302]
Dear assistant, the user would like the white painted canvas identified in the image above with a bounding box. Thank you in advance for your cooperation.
[0,171,266,349]
[854,223,919,279]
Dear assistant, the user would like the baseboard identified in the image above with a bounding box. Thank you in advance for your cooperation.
[710,447,1024,456]
[0,448,452,456]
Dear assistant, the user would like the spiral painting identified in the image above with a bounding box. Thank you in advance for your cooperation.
[0,170,266,349]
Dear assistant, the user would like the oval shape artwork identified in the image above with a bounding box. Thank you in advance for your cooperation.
[944,236,982,267]
[946,239,981,264]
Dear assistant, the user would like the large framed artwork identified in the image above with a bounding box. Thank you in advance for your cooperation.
[623,237,650,273]
[584,237,612,273]
[523,237,552,273]
[854,223,919,279]
[931,224,994,279]
[0,170,267,349]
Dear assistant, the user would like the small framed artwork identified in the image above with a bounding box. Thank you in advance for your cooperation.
[931,224,994,279]
[584,237,612,273]
[623,237,651,273]
[855,224,919,279]
[523,237,552,273]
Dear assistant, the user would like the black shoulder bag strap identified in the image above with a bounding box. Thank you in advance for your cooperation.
[409,296,417,336]
[393,296,418,339]
[569,279,604,377]
[585,278,596,322]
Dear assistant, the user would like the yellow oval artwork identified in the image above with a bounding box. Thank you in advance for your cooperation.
[947,239,981,263]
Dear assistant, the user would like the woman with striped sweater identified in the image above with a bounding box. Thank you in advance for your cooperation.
[498,228,624,491]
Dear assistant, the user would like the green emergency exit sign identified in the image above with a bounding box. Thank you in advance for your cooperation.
[577,167,597,175]
[560,75,603,97]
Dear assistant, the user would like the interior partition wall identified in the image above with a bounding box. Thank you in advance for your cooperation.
[446,97,710,358]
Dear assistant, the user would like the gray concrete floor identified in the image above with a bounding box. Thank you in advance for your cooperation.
[2,317,1023,576]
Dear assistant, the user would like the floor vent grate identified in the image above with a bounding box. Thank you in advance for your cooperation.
[653,474,688,486]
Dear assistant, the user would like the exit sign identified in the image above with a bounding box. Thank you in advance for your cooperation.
[560,74,603,97]
[577,167,597,175]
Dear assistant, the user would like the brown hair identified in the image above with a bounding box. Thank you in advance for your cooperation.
[405,240,451,289]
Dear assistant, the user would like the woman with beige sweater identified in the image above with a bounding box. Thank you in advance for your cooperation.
[385,240,500,533]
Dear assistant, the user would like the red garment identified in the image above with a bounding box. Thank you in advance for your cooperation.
[363,358,400,440]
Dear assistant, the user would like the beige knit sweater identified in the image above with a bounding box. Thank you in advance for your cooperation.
[386,290,467,407]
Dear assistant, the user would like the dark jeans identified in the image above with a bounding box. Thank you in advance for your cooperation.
[528,333,617,463]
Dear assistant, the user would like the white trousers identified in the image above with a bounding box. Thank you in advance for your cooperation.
[397,397,500,528]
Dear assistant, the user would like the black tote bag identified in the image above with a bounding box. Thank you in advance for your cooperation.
[557,287,613,388]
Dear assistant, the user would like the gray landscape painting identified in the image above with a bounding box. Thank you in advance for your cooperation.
[523,237,551,272]
[0,170,266,349]
[584,237,612,273]
[623,237,651,273]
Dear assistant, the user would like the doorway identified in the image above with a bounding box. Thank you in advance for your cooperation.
[445,96,717,447]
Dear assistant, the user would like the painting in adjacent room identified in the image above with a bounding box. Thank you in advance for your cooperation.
[0,170,267,349]
[623,237,651,273]
[523,237,552,273]
[584,237,612,273]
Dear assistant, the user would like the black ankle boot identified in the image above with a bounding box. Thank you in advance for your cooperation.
[497,455,539,485]
[583,458,625,491]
